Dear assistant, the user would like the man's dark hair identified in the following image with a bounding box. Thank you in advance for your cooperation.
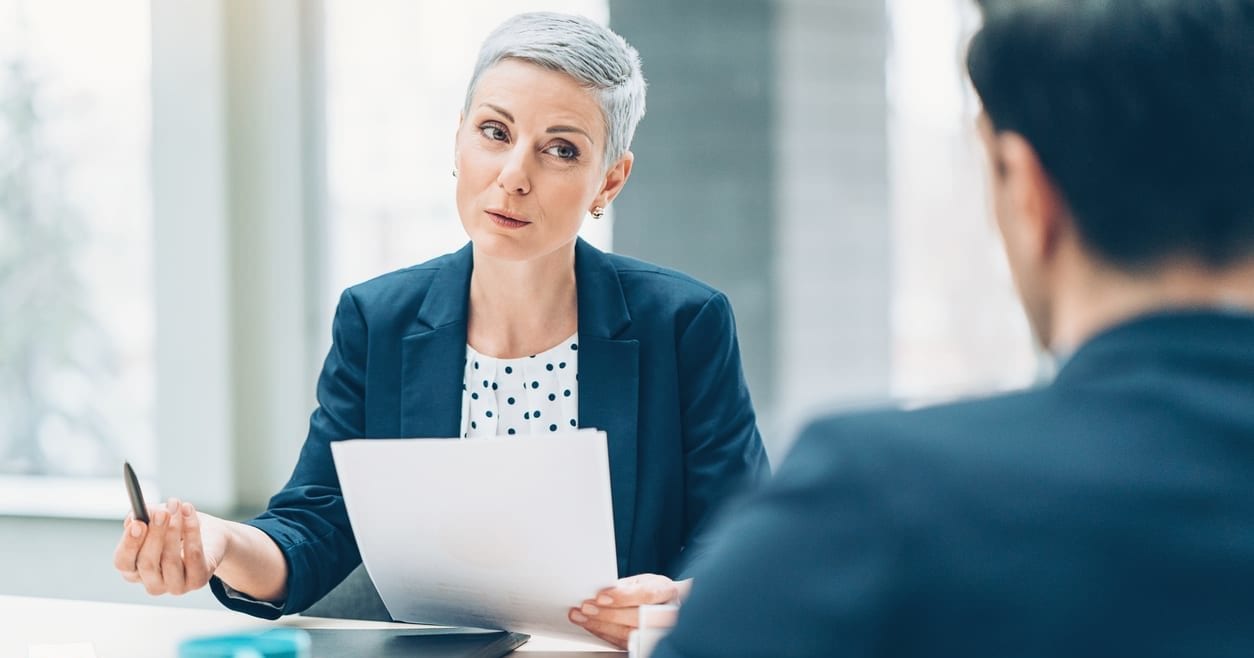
[967,0,1254,270]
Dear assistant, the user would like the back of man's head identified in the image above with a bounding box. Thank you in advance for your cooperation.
[967,0,1254,271]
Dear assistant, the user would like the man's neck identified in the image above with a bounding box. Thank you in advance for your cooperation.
[1051,257,1254,353]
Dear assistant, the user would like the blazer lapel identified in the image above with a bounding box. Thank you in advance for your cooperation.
[400,244,473,439]
[574,239,640,576]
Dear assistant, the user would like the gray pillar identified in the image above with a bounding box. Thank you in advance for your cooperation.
[609,0,891,456]
[773,0,891,448]
[151,0,236,512]
[608,0,778,427]
[224,0,327,508]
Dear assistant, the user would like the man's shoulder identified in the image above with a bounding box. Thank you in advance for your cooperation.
[780,389,1062,491]
[799,389,1052,452]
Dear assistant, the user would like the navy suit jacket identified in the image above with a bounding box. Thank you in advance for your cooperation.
[212,239,770,618]
[656,310,1254,657]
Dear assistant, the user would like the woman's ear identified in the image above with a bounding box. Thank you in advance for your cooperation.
[595,151,635,208]
[452,113,465,175]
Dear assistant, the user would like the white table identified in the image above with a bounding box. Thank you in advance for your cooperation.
[0,595,619,657]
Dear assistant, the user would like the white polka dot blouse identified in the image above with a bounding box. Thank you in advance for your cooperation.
[460,333,579,437]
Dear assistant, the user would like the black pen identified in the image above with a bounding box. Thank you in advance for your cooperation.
[123,461,150,524]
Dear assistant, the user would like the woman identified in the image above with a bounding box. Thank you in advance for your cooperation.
[112,12,768,649]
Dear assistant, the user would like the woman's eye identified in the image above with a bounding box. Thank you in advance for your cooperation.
[480,124,508,141]
[545,143,580,160]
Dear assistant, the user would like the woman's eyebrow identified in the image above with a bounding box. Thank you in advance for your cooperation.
[481,103,515,122]
[548,125,594,144]
[481,102,593,143]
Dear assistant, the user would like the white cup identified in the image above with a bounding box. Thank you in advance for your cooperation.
[628,603,679,658]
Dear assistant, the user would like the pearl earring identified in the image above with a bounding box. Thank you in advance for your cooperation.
[591,206,605,218]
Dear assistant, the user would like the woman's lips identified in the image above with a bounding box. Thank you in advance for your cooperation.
[487,211,531,229]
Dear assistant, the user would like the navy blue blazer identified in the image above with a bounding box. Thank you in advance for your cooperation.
[212,239,770,618]
[656,310,1254,657]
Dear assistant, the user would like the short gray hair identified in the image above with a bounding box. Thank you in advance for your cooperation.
[463,12,647,166]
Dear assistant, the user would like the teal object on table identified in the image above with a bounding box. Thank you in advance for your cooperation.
[178,628,310,658]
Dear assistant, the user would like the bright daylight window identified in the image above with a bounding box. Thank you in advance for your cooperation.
[887,0,1040,401]
[0,0,153,515]
[324,0,612,302]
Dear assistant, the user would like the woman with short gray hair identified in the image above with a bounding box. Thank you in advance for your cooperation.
[112,12,768,649]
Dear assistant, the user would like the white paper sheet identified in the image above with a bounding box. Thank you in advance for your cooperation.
[330,432,619,644]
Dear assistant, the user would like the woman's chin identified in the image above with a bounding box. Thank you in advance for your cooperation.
[469,232,540,262]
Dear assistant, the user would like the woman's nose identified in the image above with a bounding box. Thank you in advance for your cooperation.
[496,146,531,195]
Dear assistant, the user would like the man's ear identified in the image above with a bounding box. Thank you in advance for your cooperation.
[594,151,635,209]
[997,132,1067,263]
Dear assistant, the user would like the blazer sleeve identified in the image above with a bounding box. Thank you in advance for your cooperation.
[210,289,369,618]
[653,420,898,658]
[672,292,771,578]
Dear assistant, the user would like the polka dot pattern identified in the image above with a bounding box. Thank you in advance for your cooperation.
[461,333,580,438]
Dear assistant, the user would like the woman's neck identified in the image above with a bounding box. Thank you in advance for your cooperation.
[467,240,579,358]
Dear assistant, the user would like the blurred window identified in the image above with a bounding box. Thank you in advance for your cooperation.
[887,0,1040,401]
[0,0,153,514]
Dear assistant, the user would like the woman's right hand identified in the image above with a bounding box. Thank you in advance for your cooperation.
[113,498,227,596]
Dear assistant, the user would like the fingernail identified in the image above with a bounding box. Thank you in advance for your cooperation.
[167,498,178,513]
[181,502,194,517]
[581,603,599,616]
[571,611,588,623]
[130,523,143,537]
[154,511,166,526]
[597,595,612,606]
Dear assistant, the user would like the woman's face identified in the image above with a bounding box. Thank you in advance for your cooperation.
[455,58,632,262]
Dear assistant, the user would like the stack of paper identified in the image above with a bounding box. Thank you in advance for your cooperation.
[331,431,618,643]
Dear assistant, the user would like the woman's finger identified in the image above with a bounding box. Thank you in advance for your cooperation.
[135,508,169,595]
[112,518,146,574]
[568,611,631,649]
[595,574,678,607]
[181,503,212,590]
[160,499,187,594]
[577,601,639,628]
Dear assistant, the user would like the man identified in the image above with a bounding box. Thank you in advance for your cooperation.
[654,1,1254,656]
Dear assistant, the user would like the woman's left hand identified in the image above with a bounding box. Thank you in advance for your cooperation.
[568,573,692,648]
